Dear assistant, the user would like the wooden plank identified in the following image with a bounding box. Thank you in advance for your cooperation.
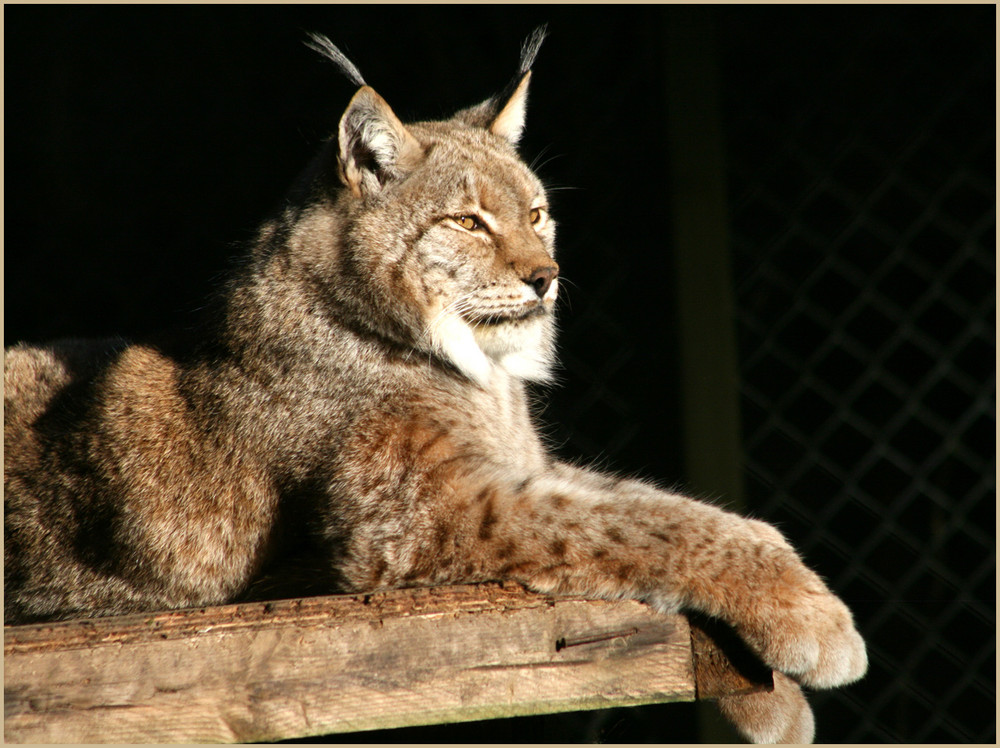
[4,582,771,744]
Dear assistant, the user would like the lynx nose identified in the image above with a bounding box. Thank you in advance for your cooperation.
[527,265,559,298]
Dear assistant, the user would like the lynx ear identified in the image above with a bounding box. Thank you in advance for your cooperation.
[338,86,423,197]
[454,25,547,146]
[488,71,531,145]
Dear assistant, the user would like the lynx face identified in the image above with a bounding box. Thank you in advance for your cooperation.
[407,125,559,384]
[331,71,559,387]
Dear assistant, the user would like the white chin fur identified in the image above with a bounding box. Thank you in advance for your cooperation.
[499,349,554,382]
[477,312,555,383]
[430,310,554,386]
[430,312,493,387]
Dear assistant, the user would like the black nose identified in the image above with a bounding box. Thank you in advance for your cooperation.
[528,266,559,298]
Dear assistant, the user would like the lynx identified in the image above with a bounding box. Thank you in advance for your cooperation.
[4,29,865,742]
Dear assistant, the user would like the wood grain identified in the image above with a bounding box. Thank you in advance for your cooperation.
[4,582,770,743]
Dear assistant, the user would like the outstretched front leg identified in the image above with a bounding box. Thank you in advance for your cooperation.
[330,430,866,743]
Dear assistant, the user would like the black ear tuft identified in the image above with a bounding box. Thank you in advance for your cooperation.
[517,25,548,76]
[305,32,367,88]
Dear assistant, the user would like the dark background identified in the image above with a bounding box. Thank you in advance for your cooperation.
[5,5,994,743]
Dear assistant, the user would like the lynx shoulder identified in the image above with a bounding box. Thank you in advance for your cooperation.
[4,29,865,742]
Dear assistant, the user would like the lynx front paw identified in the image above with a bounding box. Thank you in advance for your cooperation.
[718,672,815,744]
[737,554,868,689]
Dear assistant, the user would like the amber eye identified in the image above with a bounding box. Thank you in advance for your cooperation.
[530,207,544,225]
[456,215,481,231]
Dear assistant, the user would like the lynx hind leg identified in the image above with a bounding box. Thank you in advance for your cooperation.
[717,672,815,744]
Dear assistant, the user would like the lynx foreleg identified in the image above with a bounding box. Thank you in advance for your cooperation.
[335,450,864,743]
[541,464,868,691]
[345,457,866,684]
[718,672,815,744]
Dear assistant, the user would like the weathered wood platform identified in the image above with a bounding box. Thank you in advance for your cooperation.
[4,582,771,743]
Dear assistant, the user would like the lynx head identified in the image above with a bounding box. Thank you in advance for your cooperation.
[299,28,557,387]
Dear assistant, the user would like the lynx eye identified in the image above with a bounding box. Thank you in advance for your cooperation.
[455,215,482,231]
[530,207,545,225]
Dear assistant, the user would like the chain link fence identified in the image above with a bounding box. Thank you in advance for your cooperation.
[722,7,994,743]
